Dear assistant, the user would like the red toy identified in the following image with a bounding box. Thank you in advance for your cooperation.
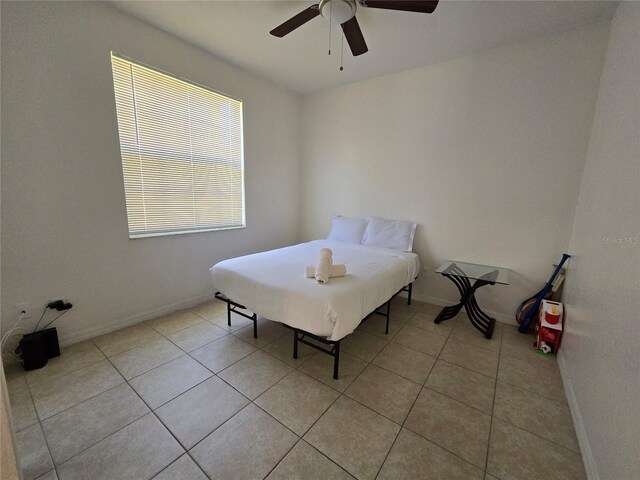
[536,300,563,354]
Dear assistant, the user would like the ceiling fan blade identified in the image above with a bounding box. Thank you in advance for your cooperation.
[270,4,321,37]
[341,16,368,56]
[359,0,439,14]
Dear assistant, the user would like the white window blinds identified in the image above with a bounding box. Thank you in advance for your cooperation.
[111,53,245,238]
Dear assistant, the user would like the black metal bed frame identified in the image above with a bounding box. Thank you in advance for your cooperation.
[214,281,414,379]
[214,292,258,338]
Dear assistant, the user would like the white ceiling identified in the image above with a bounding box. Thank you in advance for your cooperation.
[109,1,617,94]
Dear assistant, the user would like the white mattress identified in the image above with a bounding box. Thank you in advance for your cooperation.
[210,240,420,341]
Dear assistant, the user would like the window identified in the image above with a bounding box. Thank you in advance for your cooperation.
[111,53,245,238]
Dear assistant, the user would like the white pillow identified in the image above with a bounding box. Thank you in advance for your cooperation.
[362,217,417,252]
[327,215,368,244]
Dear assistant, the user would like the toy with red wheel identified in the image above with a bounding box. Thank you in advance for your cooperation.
[516,254,569,332]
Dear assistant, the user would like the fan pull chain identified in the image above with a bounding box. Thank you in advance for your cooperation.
[340,32,344,71]
[328,1,332,55]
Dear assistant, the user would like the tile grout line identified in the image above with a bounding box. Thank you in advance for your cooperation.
[11,300,576,480]
[397,318,497,474]
[259,437,305,479]
[114,313,259,383]
[383,315,506,379]
[68,344,171,459]
[301,364,377,478]
[38,384,140,461]
[93,299,227,360]
[36,338,211,428]
[488,392,580,452]
[173,334,304,456]
[28,339,103,477]
[28,364,120,420]
[486,340,582,473]
[418,384,493,417]
[282,439,355,479]
[381,318,496,474]
[431,355,497,381]
[177,369,344,479]
[260,305,419,479]
[248,320,581,471]
[43,336,206,477]
[95,340,212,480]
[373,319,443,480]
[187,345,489,480]
[13,303,315,477]
[29,395,57,479]
[253,367,355,476]
[10,372,39,434]
[175,304,468,473]
[493,376,571,409]
[94,328,164,359]
[483,326,503,476]
[148,306,230,337]
[498,342,562,372]
[146,317,211,340]
[253,388,357,479]
[150,453,206,480]
[369,359,430,388]
[32,344,126,475]
[436,329,568,407]
[493,378,568,405]
[129,358,215,412]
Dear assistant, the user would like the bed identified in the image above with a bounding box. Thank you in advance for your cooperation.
[210,238,420,379]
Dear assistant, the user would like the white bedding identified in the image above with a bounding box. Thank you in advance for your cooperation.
[210,240,420,341]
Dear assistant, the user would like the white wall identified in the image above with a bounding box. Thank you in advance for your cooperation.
[1,358,21,480]
[560,3,640,479]
[0,1,301,347]
[300,23,610,322]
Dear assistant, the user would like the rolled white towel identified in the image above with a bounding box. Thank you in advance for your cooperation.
[315,248,333,284]
[305,264,347,279]
[305,265,314,278]
[330,264,347,278]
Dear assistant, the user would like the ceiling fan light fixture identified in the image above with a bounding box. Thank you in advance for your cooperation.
[319,0,356,25]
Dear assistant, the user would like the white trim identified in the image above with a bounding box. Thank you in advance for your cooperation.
[130,224,246,239]
[58,292,214,347]
[557,350,600,480]
[405,291,516,325]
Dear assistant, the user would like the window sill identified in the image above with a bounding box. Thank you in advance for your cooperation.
[129,224,246,239]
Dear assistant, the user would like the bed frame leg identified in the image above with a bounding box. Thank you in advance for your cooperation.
[227,302,232,327]
[293,331,299,359]
[333,341,340,380]
[408,283,413,305]
[252,314,258,339]
[385,301,391,334]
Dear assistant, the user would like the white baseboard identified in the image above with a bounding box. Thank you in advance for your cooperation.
[405,291,516,325]
[557,350,600,480]
[58,292,214,347]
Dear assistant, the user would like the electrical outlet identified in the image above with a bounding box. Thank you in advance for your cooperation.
[16,302,32,319]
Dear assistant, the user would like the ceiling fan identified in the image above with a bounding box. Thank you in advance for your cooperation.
[270,0,439,57]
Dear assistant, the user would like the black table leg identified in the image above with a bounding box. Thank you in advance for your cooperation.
[434,266,498,339]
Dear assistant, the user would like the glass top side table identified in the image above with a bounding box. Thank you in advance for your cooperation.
[434,260,511,339]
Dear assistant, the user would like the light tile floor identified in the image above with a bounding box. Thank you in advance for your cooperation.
[5,297,585,480]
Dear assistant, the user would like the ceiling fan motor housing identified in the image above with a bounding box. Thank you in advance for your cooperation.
[319,0,356,24]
